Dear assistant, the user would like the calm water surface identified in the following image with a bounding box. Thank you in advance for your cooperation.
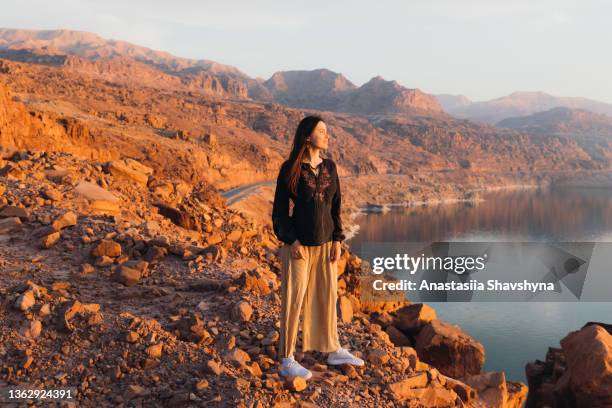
[347,186,612,382]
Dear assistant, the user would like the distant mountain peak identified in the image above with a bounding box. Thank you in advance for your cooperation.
[441,90,612,124]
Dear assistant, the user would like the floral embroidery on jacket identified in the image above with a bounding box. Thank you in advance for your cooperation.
[301,164,333,201]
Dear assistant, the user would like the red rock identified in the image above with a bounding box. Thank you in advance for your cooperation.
[440,374,477,403]
[225,348,251,369]
[205,232,224,245]
[367,349,390,366]
[26,320,42,338]
[115,266,141,286]
[385,325,412,347]
[89,200,121,215]
[106,159,151,187]
[195,379,209,390]
[153,203,198,230]
[236,268,277,294]
[79,263,95,275]
[415,319,484,378]
[15,290,35,311]
[389,386,458,406]
[56,300,85,332]
[464,371,510,408]
[0,216,21,234]
[200,244,225,263]
[124,260,149,277]
[126,331,140,343]
[145,343,163,359]
[74,181,119,202]
[41,188,62,201]
[227,229,242,242]
[40,231,61,248]
[560,324,612,406]
[91,239,122,257]
[248,362,263,377]
[507,381,528,408]
[231,300,253,322]
[0,205,29,221]
[176,314,212,344]
[95,255,113,266]
[286,376,308,392]
[145,245,168,262]
[387,372,429,400]
[394,303,437,334]
[51,211,77,230]
[204,359,224,376]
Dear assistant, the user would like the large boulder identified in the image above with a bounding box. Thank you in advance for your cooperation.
[105,159,152,187]
[415,319,485,378]
[560,324,612,407]
[153,203,199,231]
[74,181,121,215]
[464,371,527,408]
[394,303,437,334]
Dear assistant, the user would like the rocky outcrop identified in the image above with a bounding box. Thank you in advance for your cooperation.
[526,322,612,408]
[464,371,528,408]
[338,76,444,115]
[415,319,485,378]
[261,69,357,110]
[0,148,532,407]
[0,79,97,159]
[258,70,444,116]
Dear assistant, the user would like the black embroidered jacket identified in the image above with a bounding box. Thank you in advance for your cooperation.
[272,158,345,246]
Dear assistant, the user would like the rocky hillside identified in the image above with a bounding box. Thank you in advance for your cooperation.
[437,92,612,124]
[1,54,606,193]
[1,28,610,181]
[0,29,442,116]
[0,28,251,99]
[498,107,612,166]
[0,145,531,406]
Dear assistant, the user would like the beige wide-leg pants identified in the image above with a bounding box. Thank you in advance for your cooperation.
[279,240,341,358]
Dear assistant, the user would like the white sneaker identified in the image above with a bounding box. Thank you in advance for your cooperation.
[327,346,365,366]
[279,356,312,380]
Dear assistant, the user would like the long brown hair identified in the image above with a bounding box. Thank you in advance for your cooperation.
[287,115,324,195]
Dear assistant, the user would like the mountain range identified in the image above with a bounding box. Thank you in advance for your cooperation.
[0,28,443,116]
[3,28,612,126]
[436,92,612,124]
[0,27,609,188]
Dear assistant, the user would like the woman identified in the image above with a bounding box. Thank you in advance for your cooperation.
[272,115,365,380]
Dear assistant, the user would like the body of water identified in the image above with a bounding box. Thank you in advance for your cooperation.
[347,185,612,382]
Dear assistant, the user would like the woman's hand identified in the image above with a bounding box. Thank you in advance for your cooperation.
[330,241,341,262]
[290,240,306,259]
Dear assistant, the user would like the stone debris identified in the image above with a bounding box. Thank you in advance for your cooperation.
[0,148,540,407]
[91,239,122,258]
[526,322,612,407]
[51,211,78,231]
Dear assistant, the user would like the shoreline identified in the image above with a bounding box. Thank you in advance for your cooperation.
[343,182,543,242]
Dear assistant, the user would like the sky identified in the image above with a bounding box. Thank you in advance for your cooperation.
[1,0,611,103]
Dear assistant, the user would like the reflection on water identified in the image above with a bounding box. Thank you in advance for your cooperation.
[349,186,612,246]
[347,186,612,382]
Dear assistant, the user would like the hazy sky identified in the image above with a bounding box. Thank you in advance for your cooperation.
[2,0,611,102]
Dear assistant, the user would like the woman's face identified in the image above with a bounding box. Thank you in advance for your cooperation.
[308,121,329,150]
